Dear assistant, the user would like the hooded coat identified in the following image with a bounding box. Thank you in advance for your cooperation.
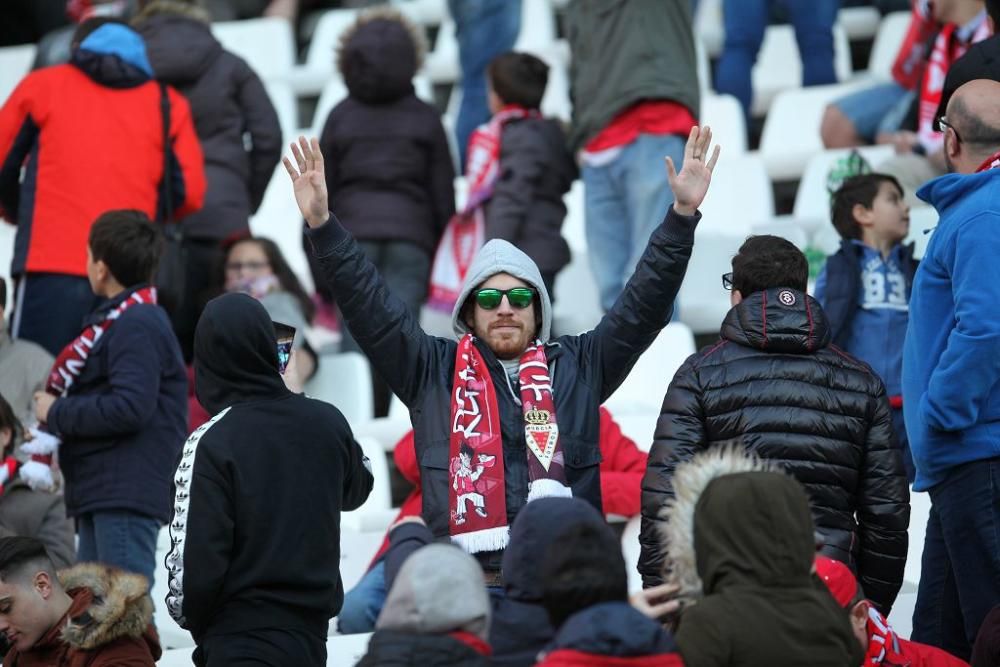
[319,10,455,256]
[640,288,909,615]
[306,204,697,573]
[664,449,863,667]
[163,293,373,644]
[0,22,205,278]
[3,564,160,666]
[357,543,492,666]
[136,1,282,240]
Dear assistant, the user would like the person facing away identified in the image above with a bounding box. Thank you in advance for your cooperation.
[30,210,187,592]
[903,77,1000,660]
[132,0,283,361]
[815,173,916,481]
[815,555,970,667]
[0,395,74,572]
[639,234,910,616]
[0,18,205,357]
[285,126,718,586]
[0,536,160,667]
[478,51,577,297]
[165,292,373,667]
[535,517,684,666]
[357,542,492,667]
[662,447,863,667]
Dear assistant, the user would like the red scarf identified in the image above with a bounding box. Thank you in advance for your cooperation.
[0,457,18,495]
[976,150,1000,173]
[917,17,990,152]
[46,287,157,397]
[448,335,570,553]
[463,105,540,212]
[864,607,909,666]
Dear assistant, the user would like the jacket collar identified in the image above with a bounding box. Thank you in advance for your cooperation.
[720,288,831,354]
[71,23,153,88]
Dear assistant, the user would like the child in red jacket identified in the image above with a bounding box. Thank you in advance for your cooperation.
[816,556,969,666]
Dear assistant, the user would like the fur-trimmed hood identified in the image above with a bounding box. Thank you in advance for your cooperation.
[58,563,155,651]
[662,446,816,599]
[337,7,427,104]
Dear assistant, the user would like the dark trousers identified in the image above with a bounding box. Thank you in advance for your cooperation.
[194,628,326,667]
[912,457,1000,661]
[339,240,431,417]
[11,273,102,356]
[169,238,225,364]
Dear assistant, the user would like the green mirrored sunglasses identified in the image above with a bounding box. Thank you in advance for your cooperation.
[474,287,535,310]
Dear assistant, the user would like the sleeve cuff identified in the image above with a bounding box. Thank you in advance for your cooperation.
[660,205,701,244]
[304,212,351,258]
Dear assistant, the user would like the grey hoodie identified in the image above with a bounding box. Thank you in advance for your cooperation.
[450,239,554,343]
[377,543,491,640]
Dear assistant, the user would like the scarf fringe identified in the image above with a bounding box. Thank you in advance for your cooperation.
[451,525,510,554]
[527,478,573,503]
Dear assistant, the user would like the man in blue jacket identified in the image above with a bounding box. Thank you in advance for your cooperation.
[903,78,1000,661]
[32,210,187,591]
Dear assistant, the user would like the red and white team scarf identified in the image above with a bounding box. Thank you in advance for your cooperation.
[976,150,1000,173]
[864,607,908,666]
[917,17,990,152]
[427,106,540,312]
[447,335,570,553]
[46,287,157,397]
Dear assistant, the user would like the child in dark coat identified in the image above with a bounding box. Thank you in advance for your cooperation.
[814,173,916,480]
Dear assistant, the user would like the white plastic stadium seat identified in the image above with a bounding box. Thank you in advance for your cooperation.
[305,351,375,425]
[838,5,881,41]
[212,18,295,84]
[248,166,315,293]
[751,23,853,116]
[758,81,869,181]
[424,18,460,83]
[310,77,349,136]
[0,222,13,318]
[264,81,299,141]
[292,9,359,95]
[561,180,586,252]
[605,323,697,417]
[700,93,747,155]
[695,0,724,58]
[339,435,393,532]
[865,11,912,82]
[905,205,938,260]
[552,251,602,336]
[0,44,36,106]
[699,153,774,231]
[621,516,643,593]
[513,0,557,54]
[328,633,374,662]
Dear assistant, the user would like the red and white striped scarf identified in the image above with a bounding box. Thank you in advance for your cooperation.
[46,286,157,397]
[463,105,540,212]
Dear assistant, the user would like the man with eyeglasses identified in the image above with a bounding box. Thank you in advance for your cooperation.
[903,77,1000,660]
[639,234,910,619]
[282,127,719,595]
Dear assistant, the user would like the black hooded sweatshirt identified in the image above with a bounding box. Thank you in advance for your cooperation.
[164,293,373,643]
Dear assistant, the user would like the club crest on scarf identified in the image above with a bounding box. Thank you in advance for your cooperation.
[448,335,571,554]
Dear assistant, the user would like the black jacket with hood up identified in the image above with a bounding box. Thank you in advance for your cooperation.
[663,449,864,666]
[307,204,697,574]
[319,12,455,255]
[639,288,910,615]
[163,293,373,643]
[136,5,282,240]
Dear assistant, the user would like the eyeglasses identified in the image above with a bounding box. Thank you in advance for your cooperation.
[722,272,734,291]
[225,260,269,273]
[938,116,962,144]
[474,287,535,310]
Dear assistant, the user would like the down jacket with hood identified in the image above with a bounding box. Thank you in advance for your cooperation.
[665,448,864,667]
[319,9,455,256]
[163,293,373,644]
[357,543,492,666]
[306,203,697,572]
[135,1,282,241]
[3,563,160,666]
[640,288,910,615]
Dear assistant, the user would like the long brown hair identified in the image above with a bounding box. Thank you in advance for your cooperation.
[220,236,316,322]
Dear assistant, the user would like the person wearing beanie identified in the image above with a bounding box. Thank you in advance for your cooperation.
[357,542,491,666]
[286,125,718,586]
[815,555,969,666]
[663,447,863,666]
[535,517,683,666]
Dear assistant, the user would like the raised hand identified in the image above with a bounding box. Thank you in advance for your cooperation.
[666,126,721,217]
[282,136,330,228]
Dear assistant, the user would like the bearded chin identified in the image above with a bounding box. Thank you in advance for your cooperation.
[489,335,526,360]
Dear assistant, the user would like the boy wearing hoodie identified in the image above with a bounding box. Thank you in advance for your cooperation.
[815,173,916,480]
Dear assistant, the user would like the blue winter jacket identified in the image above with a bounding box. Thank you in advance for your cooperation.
[47,286,188,522]
[903,168,1000,491]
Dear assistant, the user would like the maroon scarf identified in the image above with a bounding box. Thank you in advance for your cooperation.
[448,335,570,553]
[46,287,157,397]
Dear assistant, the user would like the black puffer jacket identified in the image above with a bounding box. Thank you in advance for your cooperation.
[357,631,491,666]
[320,12,455,256]
[137,8,282,240]
[484,118,576,274]
[307,206,697,574]
[639,288,909,615]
